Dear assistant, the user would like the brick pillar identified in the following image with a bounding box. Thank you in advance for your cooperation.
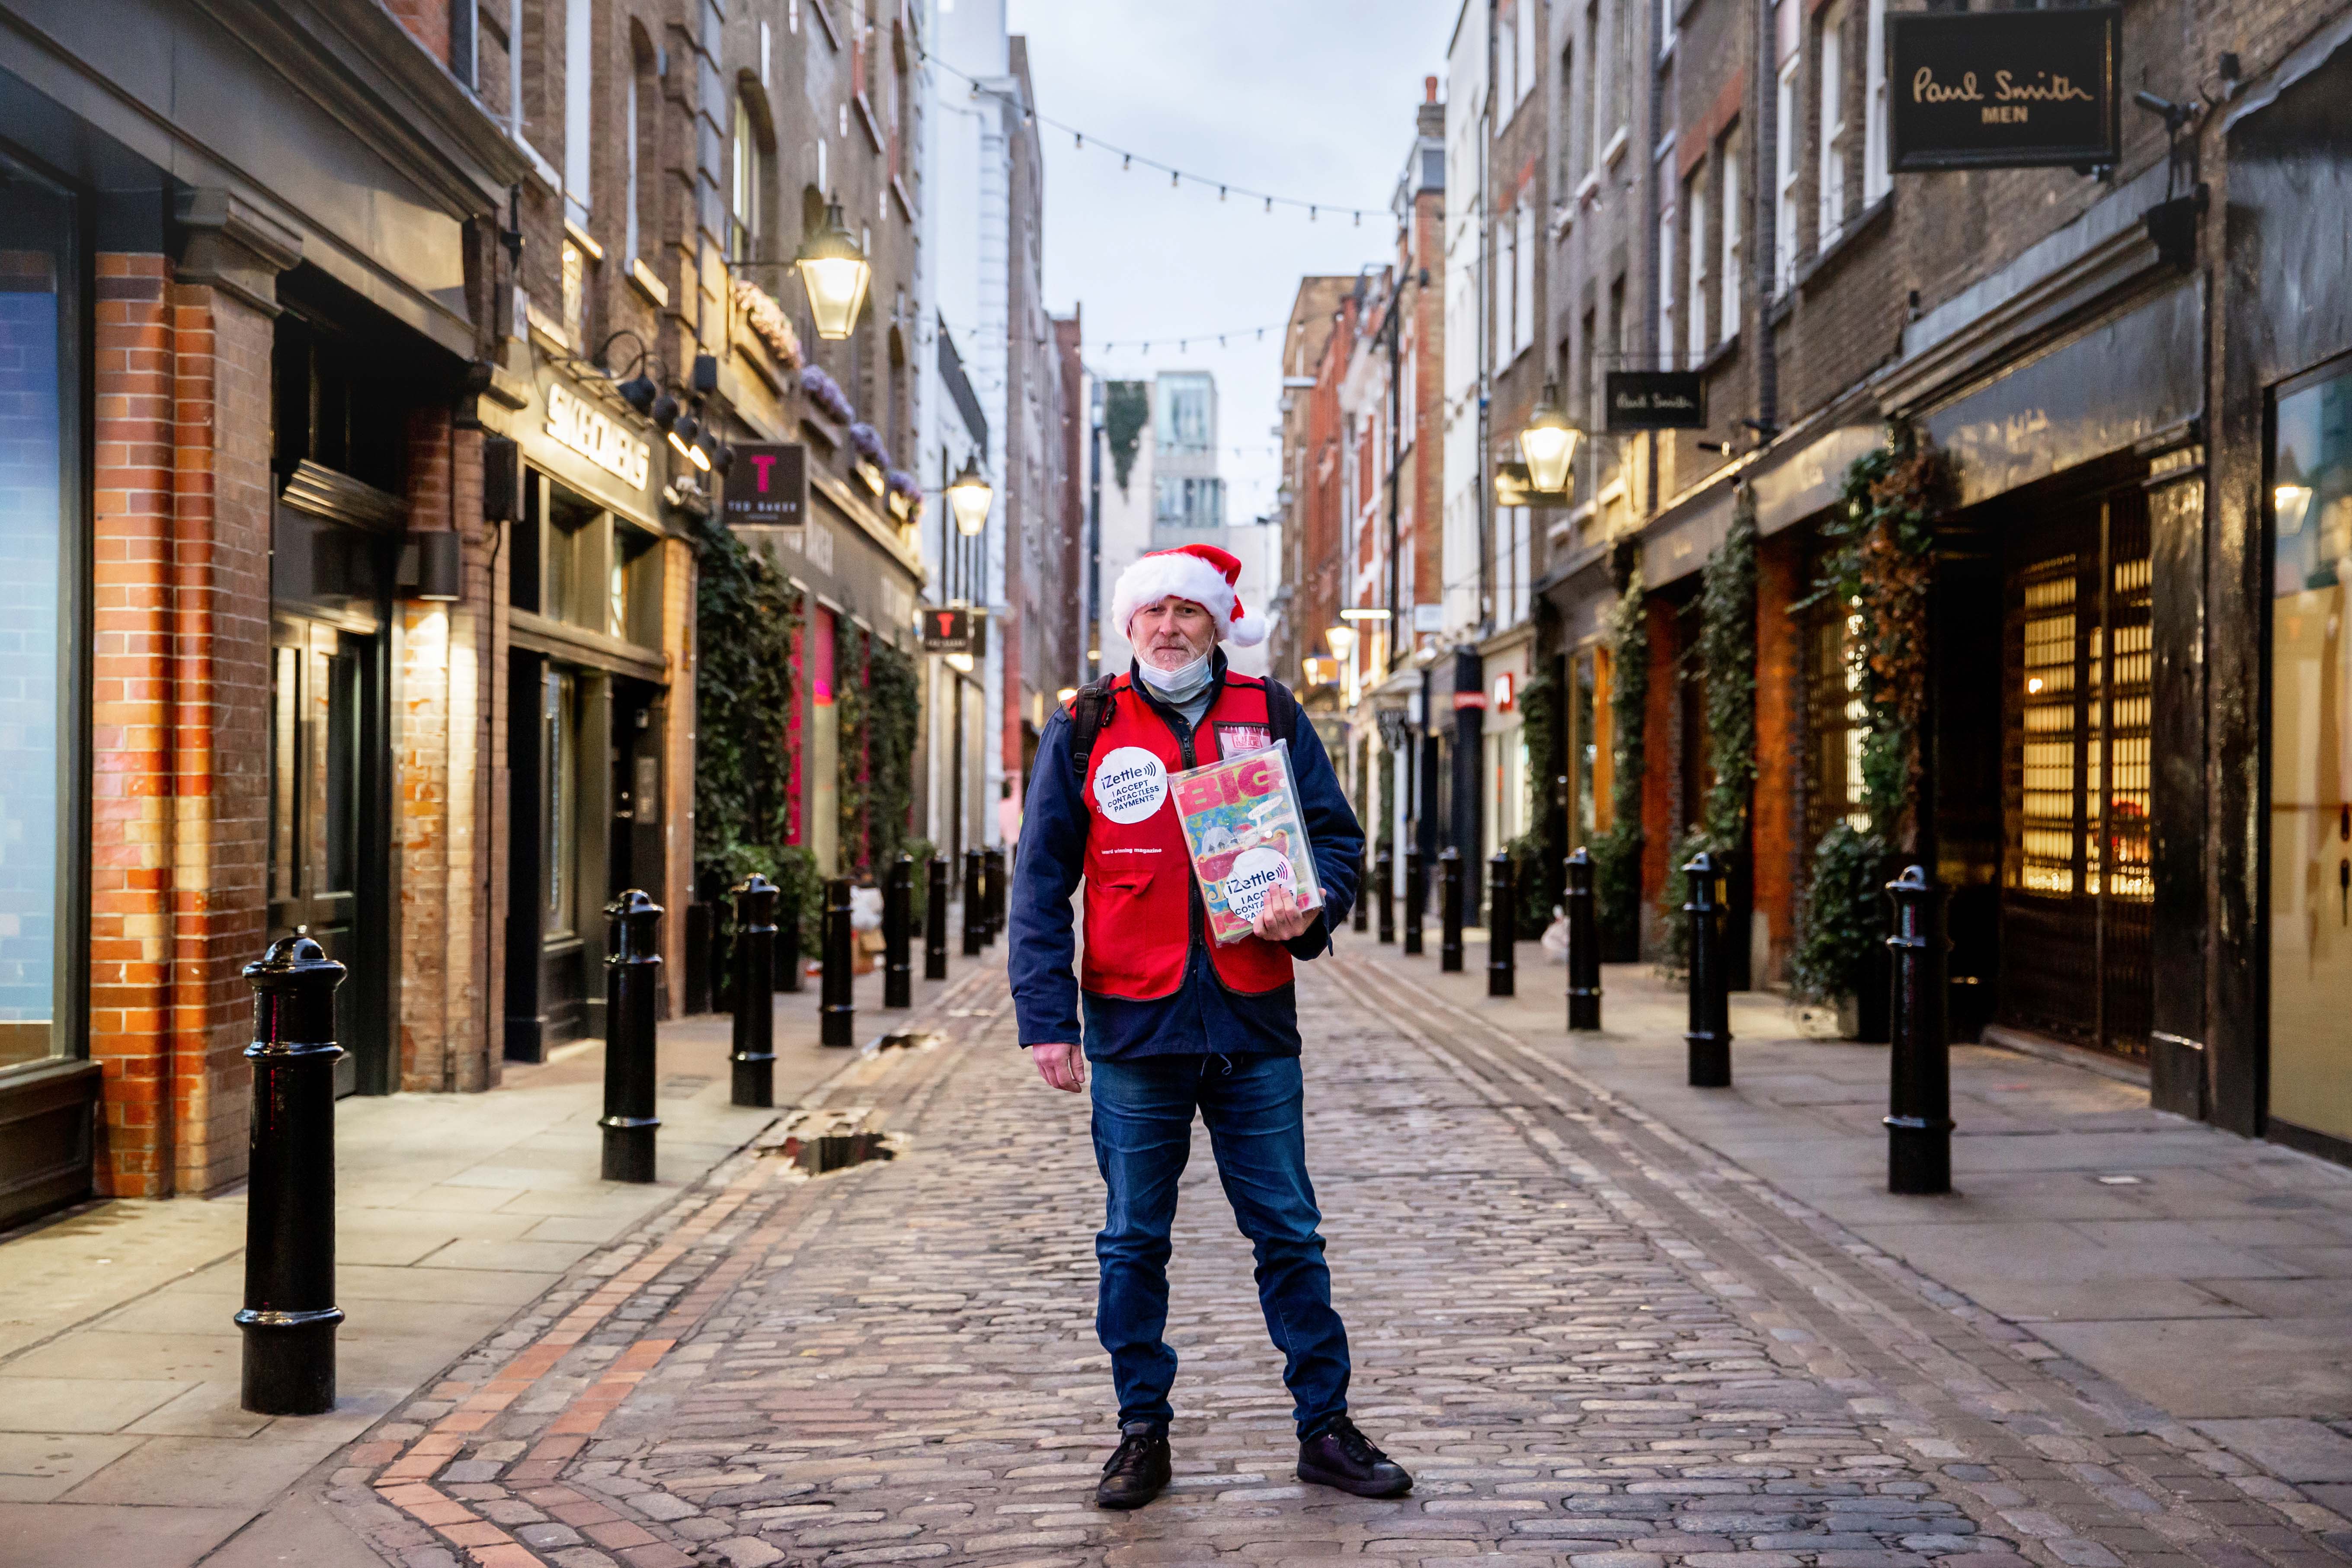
[1752,531,1806,986]
[89,253,177,1197]
[87,242,278,1198]
[661,534,697,1009]
[399,412,500,1093]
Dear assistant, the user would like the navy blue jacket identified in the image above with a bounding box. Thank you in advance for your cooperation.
[1008,662,1364,1061]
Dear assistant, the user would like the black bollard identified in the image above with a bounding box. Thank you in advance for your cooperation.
[237,935,346,1415]
[601,890,664,1181]
[1683,851,1731,1087]
[1885,865,1955,1194]
[821,877,855,1047]
[962,848,983,957]
[1353,848,1370,933]
[1488,850,1516,998]
[925,854,950,980]
[1440,848,1464,973]
[1565,846,1602,1030]
[983,848,1005,944]
[1376,849,1395,945]
[884,854,913,1009]
[729,874,777,1108]
[1404,848,1425,956]
[777,879,803,994]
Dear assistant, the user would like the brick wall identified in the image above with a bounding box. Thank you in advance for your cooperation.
[87,255,274,1198]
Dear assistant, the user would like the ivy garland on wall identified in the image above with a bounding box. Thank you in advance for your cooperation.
[864,639,921,873]
[1506,669,1562,932]
[1790,421,1949,1011]
[1657,491,1761,973]
[1591,565,1648,954]
[693,514,803,894]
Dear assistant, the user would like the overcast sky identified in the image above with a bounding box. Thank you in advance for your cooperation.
[1001,0,1457,524]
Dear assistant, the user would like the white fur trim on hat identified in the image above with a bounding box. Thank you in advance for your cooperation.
[1111,544,1265,648]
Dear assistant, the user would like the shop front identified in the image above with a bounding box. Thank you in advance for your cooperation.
[497,363,681,1060]
[0,144,93,1229]
[2221,25,2352,1155]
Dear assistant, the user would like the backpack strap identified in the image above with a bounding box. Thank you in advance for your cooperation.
[1068,674,1119,781]
[1262,675,1302,753]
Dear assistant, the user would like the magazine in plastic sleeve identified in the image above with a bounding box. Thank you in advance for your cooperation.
[1170,741,1323,944]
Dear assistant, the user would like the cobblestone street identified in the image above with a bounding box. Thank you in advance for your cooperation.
[309,957,2352,1568]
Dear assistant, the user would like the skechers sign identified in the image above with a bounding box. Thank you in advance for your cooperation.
[544,381,651,488]
[1888,6,2120,172]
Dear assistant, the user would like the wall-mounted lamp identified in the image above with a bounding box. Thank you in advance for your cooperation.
[398,530,464,602]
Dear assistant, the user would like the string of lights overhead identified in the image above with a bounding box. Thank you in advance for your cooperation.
[922,50,1379,228]
[940,316,1299,355]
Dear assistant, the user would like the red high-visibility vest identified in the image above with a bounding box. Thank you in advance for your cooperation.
[1074,671,1294,1000]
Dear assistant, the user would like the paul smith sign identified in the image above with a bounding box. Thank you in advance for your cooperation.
[1887,6,2120,172]
[544,380,651,490]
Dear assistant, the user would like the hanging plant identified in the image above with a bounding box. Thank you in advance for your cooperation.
[1591,565,1648,954]
[1105,381,1149,491]
[1788,421,1949,1013]
[800,364,857,425]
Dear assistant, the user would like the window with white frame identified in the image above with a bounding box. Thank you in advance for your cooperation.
[1863,0,1889,205]
[1518,0,1537,105]
[1775,56,1800,293]
[1687,166,1708,366]
[1501,209,1519,358]
[1586,0,1603,176]
[1500,0,1520,110]
[1817,0,1847,246]
[1720,127,1742,345]
[564,0,592,225]
[1659,0,1675,56]
[1656,176,1677,371]
[1514,200,1536,356]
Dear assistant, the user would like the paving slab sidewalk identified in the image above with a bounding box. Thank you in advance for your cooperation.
[0,949,976,1568]
[1390,936,2352,1507]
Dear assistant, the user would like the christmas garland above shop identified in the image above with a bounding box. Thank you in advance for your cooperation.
[1592,565,1648,955]
[1790,422,1950,1013]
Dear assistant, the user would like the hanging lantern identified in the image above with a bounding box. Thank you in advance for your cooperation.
[947,457,993,537]
[1517,380,1582,495]
[794,197,872,341]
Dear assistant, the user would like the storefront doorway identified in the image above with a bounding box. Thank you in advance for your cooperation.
[267,614,390,1095]
[2267,359,2352,1149]
[1997,487,2155,1058]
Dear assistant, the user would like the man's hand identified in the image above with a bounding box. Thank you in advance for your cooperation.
[1031,1040,1086,1092]
[1252,883,1317,943]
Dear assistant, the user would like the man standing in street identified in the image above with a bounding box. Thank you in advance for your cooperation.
[1008,543,1413,1511]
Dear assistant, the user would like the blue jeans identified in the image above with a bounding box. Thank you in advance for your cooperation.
[1088,1052,1350,1437]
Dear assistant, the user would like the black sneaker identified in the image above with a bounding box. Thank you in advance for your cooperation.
[1095,1421,1172,1510]
[1297,1415,1412,1498]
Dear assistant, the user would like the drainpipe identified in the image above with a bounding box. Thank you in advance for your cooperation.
[1755,0,1780,436]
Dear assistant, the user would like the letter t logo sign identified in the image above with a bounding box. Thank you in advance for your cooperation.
[750,453,777,492]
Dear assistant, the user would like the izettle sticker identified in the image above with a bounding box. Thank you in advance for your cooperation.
[1223,845,1298,923]
[1092,746,1169,825]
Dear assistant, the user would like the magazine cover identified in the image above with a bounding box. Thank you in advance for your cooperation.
[1170,741,1324,944]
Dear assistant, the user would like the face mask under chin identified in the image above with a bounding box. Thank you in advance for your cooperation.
[1136,650,1214,701]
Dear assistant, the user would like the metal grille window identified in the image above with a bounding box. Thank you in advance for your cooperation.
[2000,497,2153,1056]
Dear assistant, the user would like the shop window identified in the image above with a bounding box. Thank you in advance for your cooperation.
[0,171,76,1075]
[1998,497,2153,1056]
[1816,1,1847,246]
[732,91,773,265]
[2267,365,2352,1143]
[544,670,577,941]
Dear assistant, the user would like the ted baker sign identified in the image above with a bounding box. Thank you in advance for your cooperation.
[720,443,807,530]
[544,380,650,488]
[1887,6,2119,173]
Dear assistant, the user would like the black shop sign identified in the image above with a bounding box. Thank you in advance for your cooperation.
[1888,6,2120,172]
[919,606,974,654]
[720,442,806,528]
[1605,371,1707,431]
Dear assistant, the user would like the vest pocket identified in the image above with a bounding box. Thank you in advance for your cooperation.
[1082,867,1163,990]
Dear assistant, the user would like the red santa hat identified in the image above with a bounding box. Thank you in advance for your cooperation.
[1111,543,1265,648]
